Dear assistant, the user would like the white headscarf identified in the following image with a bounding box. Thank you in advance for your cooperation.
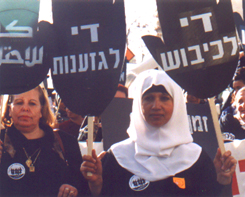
[111,69,202,182]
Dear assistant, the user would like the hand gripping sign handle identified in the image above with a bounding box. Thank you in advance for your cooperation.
[208,97,225,155]
[87,116,94,176]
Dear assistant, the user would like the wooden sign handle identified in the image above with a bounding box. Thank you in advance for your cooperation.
[208,97,225,155]
[87,116,94,176]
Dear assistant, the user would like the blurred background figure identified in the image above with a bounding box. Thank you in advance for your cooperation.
[58,107,86,138]
[220,57,245,118]
[221,87,245,140]
[114,84,128,98]
[219,60,245,140]
[184,92,207,104]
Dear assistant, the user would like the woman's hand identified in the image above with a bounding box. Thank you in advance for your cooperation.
[0,140,3,163]
[57,184,78,197]
[80,149,106,196]
[213,148,237,185]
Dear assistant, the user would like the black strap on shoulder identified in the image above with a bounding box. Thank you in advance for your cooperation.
[53,129,65,154]
[53,129,69,166]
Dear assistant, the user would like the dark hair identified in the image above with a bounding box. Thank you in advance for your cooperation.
[2,86,55,127]
[233,66,245,83]
[142,85,169,98]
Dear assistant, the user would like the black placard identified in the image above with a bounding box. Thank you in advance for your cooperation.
[0,0,50,94]
[101,97,132,151]
[143,0,239,99]
[51,0,126,116]
[187,103,218,160]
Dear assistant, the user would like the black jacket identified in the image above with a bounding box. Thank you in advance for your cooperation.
[101,149,226,196]
[0,124,89,197]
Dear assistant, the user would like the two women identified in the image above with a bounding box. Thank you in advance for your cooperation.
[0,86,88,197]
[81,69,236,196]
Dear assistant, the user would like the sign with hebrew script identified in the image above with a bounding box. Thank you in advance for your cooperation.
[187,103,218,160]
[0,0,50,94]
[51,0,126,116]
[143,0,239,98]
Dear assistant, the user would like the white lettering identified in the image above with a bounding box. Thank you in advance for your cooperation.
[78,54,88,72]
[191,12,213,32]
[192,115,204,132]
[98,51,108,70]
[52,49,120,75]
[223,36,238,56]
[53,57,63,75]
[80,24,99,42]
[210,40,224,60]
[109,48,120,68]
[70,55,76,73]
[189,115,208,132]
[188,45,204,65]
[161,50,181,71]
[90,52,96,71]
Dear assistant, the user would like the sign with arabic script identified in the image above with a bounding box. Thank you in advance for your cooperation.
[51,0,126,116]
[143,0,239,99]
[0,0,50,94]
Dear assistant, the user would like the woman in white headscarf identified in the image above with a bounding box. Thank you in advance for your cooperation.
[81,69,236,196]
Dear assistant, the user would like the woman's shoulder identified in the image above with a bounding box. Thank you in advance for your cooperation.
[193,149,213,167]
[101,149,115,163]
[101,149,122,169]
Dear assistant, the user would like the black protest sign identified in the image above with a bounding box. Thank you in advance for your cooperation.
[101,97,132,151]
[0,0,50,94]
[187,103,218,160]
[142,0,239,99]
[51,1,126,116]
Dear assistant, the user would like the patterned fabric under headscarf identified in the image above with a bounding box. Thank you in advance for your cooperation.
[111,69,202,181]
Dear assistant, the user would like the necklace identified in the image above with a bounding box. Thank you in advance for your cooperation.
[23,147,41,172]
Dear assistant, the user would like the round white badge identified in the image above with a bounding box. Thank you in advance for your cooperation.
[129,175,150,191]
[7,163,26,180]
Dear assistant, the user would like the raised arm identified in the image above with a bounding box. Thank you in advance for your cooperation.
[80,149,105,196]
[213,148,237,185]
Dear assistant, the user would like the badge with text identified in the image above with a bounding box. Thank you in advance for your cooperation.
[50,0,126,116]
[0,0,51,94]
[7,163,25,180]
[143,0,239,98]
[129,175,150,191]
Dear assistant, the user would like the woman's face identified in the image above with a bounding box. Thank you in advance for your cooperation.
[9,89,42,131]
[141,91,174,127]
[236,90,245,121]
